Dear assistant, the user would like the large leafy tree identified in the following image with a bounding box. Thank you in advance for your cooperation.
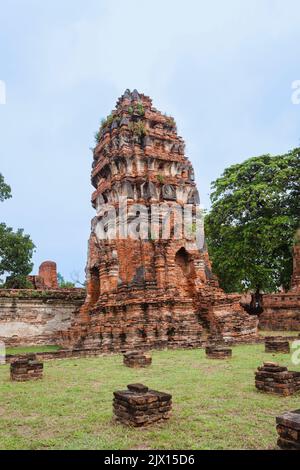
[0,173,35,288]
[205,148,300,293]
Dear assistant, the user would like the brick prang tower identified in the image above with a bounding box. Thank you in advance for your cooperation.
[62,90,258,351]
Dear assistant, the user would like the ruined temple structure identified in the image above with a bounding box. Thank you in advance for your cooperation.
[28,261,59,289]
[0,260,85,347]
[258,242,300,330]
[61,90,258,351]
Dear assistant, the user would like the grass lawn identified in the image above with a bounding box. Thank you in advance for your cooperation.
[6,345,62,355]
[0,344,300,450]
[258,330,300,337]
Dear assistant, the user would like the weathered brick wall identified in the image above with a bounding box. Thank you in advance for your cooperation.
[0,289,85,347]
[259,293,300,331]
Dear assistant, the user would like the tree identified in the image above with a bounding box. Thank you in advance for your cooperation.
[57,272,75,289]
[205,148,300,293]
[0,173,11,202]
[0,173,35,288]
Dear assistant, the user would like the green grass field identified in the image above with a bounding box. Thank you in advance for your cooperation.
[1,342,300,450]
[6,345,62,355]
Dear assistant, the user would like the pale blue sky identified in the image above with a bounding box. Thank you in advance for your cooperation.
[0,0,299,282]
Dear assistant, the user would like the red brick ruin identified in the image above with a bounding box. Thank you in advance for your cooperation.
[206,345,232,359]
[113,383,172,427]
[61,90,258,351]
[276,409,300,449]
[259,242,300,330]
[123,351,152,368]
[264,336,290,354]
[10,354,43,382]
[255,362,300,396]
[28,260,59,289]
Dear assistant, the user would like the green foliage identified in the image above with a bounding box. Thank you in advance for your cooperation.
[128,121,147,138]
[0,224,35,288]
[128,104,144,116]
[94,130,101,144]
[157,174,164,184]
[94,113,120,143]
[136,103,145,116]
[164,114,176,129]
[0,173,11,202]
[0,174,35,288]
[57,272,75,289]
[205,149,300,293]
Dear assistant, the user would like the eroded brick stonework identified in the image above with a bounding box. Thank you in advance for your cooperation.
[205,346,232,359]
[259,243,300,331]
[255,362,300,396]
[123,351,152,368]
[0,288,85,346]
[276,409,300,450]
[113,383,172,427]
[28,261,58,289]
[61,90,258,351]
[10,355,43,382]
[265,336,290,353]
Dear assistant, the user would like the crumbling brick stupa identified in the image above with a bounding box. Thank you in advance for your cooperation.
[61,90,258,351]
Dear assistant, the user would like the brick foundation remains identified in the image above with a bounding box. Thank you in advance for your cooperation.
[61,90,258,352]
[276,409,300,450]
[123,351,152,368]
[10,354,43,381]
[205,345,232,359]
[255,362,300,396]
[265,336,290,353]
[113,383,172,427]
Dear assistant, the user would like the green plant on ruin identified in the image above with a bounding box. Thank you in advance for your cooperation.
[164,114,176,128]
[128,121,147,138]
[128,104,145,116]
[94,113,119,143]
[94,130,101,144]
[157,174,164,184]
[136,103,145,116]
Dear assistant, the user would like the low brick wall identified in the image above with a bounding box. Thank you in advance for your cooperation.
[0,288,85,347]
[4,347,104,364]
[259,292,300,331]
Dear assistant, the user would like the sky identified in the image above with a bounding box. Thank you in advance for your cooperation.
[0,0,299,283]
